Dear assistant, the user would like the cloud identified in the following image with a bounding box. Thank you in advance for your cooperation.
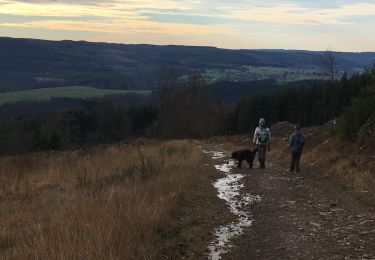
[0,0,232,36]
[205,1,375,25]
[2,0,375,25]
[0,0,115,5]
[0,17,235,36]
[0,13,105,23]
[0,0,375,50]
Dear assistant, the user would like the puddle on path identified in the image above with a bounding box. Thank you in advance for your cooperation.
[202,149,261,260]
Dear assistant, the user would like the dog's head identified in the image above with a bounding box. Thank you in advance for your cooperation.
[231,151,239,160]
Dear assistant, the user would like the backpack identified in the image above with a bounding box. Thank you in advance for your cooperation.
[258,127,269,144]
[294,133,304,148]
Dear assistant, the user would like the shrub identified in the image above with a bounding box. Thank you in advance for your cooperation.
[337,82,375,141]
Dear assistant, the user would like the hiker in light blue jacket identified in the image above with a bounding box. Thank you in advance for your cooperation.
[289,124,305,173]
[253,118,271,169]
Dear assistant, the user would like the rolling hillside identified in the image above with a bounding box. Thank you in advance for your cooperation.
[1,37,375,91]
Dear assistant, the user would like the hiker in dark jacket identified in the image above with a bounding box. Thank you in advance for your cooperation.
[289,124,305,173]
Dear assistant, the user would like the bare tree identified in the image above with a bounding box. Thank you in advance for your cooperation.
[155,73,220,139]
[322,49,336,81]
[153,66,178,138]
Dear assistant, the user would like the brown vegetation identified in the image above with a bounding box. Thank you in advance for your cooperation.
[270,122,375,203]
[0,140,219,259]
[212,121,375,204]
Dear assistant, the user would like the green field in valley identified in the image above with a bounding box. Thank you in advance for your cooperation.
[0,86,153,106]
[201,66,327,84]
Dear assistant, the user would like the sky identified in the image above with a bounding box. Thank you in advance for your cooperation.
[0,0,374,51]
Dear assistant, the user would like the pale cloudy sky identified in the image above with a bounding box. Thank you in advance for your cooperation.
[0,0,374,51]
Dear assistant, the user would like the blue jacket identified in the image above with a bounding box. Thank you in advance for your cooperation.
[289,131,305,152]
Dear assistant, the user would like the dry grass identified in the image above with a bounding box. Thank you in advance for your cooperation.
[269,122,375,202]
[0,140,207,259]
[212,122,375,202]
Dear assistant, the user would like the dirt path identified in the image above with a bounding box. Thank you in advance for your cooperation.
[204,144,375,260]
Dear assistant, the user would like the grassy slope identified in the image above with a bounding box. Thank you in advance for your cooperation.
[270,122,375,204]
[215,122,375,206]
[0,86,152,106]
[0,140,230,259]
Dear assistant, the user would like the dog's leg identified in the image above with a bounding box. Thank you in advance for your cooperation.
[237,159,242,168]
[247,158,253,169]
[246,158,251,168]
[253,150,258,169]
[251,152,257,169]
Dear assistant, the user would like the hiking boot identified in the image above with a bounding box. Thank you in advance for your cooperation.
[259,160,265,169]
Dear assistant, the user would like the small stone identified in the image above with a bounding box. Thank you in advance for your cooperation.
[309,222,321,228]
[319,212,330,217]
[360,220,374,225]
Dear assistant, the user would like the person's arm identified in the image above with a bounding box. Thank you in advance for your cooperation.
[289,134,294,148]
[253,128,258,144]
[268,128,271,151]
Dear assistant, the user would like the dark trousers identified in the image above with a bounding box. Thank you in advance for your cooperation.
[290,151,302,173]
[257,144,267,168]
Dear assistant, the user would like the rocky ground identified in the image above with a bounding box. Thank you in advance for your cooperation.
[204,144,375,260]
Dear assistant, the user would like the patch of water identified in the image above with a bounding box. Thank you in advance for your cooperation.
[204,149,261,260]
[202,150,226,160]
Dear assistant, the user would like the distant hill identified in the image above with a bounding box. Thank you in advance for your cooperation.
[1,37,375,91]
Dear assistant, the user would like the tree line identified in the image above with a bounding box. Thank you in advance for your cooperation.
[0,66,374,155]
[337,66,375,141]
[0,102,157,154]
[231,69,374,134]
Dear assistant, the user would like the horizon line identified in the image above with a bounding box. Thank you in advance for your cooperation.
[2,36,375,53]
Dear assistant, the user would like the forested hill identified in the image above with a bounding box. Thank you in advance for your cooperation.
[1,37,375,91]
